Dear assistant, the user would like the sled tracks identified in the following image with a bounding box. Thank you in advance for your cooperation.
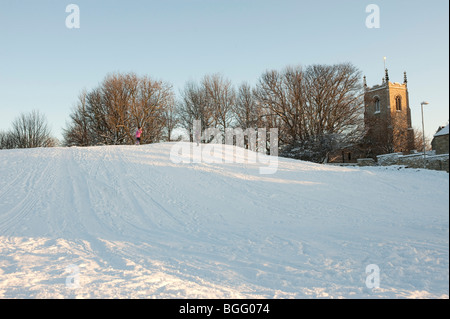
[0,149,59,235]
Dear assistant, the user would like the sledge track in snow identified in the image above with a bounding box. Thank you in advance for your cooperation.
[0,149,57,236]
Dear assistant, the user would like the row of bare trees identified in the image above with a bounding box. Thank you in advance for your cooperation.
[63,64,366,162]
[0,110,56,149]
[177,63,365,162]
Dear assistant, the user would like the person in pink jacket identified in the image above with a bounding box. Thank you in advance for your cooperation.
[135,127,143,145]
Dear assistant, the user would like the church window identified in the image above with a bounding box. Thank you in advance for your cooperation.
[395,96,402,111]
[374,97,380,113]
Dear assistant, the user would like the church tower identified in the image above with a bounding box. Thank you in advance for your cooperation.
[363,70,415,156]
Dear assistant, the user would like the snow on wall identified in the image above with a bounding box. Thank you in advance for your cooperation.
[377,152,449,172]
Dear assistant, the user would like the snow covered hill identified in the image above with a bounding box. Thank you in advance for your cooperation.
[0,143,448,298]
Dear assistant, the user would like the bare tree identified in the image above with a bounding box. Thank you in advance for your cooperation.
[177,80,214,142]
[64,72,174,146]
[128,75,174,144]
[254,67,306,145]
[10,110,54,149]
[202,73,235,134]
[177,74,236,143]
[0,130,15,149]
[303,64,363,139]
[413,126,432,152]
[254,63,364,162]
[101,73,133,144]
[63,90,93,146]
[162,94,178,142]
[233,82,261,130]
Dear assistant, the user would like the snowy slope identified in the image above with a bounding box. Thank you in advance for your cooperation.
[0,143,448,298]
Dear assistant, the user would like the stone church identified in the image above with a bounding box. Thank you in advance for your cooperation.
[329,69,415,163]
[363,69,415,156]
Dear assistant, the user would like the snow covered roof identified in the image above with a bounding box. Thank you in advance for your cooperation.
[434,124,449,137]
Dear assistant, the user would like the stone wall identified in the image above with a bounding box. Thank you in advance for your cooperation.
[376,152,449,172]
[357,158,376,166]
[376,152,404,166]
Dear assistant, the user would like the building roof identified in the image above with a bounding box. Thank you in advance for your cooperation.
[434,124,449,137]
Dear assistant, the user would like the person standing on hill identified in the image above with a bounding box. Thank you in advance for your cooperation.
[135,127,143,145]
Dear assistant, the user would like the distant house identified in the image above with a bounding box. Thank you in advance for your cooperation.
[431,124,449,155]
[327,146,365,164]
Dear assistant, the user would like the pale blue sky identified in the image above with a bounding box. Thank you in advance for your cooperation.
[0,0,448,140]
